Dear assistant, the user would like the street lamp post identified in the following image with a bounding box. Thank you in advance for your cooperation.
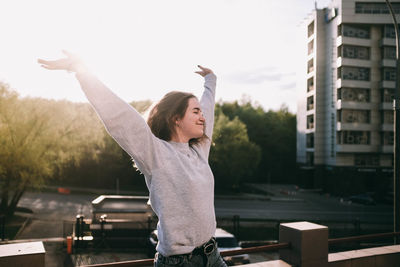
[385,0,400,244]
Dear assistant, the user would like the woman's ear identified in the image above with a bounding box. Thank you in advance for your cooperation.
[173,116,180,127]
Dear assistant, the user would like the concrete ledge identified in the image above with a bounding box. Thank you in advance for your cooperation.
[238,259,292,266]
[328,245,400,267]
[0,241,45,267]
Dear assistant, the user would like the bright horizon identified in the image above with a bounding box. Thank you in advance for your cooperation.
[0,0,331,112]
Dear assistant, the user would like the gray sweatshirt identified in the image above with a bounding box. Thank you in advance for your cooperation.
[76,72,217,256]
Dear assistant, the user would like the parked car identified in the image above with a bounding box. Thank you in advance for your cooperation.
[147,228,250,265]
[347,193,376,205]
[215,228,250,265]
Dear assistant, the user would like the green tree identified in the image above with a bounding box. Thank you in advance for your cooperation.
[0,85,63,215]
[219,100,296,183]
[0,82,108,216]
[56,100,151,192]
[210,110,261,191]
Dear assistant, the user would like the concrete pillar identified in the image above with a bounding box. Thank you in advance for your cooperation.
[0,241,45,267]
[279,221,328,267]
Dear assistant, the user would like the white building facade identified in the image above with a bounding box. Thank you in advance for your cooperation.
[297,0,400,192]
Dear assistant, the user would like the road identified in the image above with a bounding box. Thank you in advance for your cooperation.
[16,187,393,240]
[215,198,392,223]
[17,192,95,239]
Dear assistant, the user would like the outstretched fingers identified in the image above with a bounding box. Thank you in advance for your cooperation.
[195,65,213,77]
[38,59,55,69]
[37,58,65,70]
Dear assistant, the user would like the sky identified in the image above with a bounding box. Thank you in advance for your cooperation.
[0,0,331,112]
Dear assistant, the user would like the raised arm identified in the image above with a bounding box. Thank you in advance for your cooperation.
[195,66,217,158]
[38,51,162,176]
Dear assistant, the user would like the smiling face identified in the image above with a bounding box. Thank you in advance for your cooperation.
[175,97,205,142]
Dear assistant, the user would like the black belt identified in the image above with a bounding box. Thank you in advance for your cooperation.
[191,237,216,256]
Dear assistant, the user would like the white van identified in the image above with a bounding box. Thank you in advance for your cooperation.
[215,228,250,265]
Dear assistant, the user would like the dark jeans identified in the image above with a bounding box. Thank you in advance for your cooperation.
[154,244,227,267]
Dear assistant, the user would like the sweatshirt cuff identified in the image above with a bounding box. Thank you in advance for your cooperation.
[204,73,217,82]
[204,73,217,90]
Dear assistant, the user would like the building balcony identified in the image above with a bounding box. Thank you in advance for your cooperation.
[307,71,314,79]
[337,35,372,47]
[381,123,394,131]
[305,128,315,134]
[337,57,372,68]
[336,100,374,110]
[380,37,396,47]
[336,144,379,153]
[382,145,394,153]
[381,59,396,68]
[381,80,396,88]
[337,79,370,89]
[336,122,376,131]
[380,102,393,110]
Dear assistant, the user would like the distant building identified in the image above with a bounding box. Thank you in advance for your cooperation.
[296,0,400,193]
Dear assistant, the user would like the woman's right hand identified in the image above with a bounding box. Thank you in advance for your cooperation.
[195,65,214,77]
[38,50,86,73]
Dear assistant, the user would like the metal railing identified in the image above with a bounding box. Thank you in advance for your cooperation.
[329,231,400,245]
[79,231,400,267]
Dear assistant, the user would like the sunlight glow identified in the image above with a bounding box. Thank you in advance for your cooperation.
[0,0,331,112]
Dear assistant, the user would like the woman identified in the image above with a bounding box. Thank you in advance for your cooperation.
[38,51,227,267]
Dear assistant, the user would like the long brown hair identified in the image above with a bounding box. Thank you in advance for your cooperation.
[147,91,206,146]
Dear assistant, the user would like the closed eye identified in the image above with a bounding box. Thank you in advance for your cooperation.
[193,108,201,114]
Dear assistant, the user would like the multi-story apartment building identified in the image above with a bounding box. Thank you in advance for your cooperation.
[297,0,400,193]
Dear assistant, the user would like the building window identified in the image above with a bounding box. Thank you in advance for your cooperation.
[338,131,370,145]
[306,152,314,165]
[339,66,370,81]
[383,46,396,59]
[340,110,370,123]
[307,96,314,111]
[354,154,379,167]
[383,68,396,81]
[307,114,314,129]
[340,45,370,60]
[341,24,370,39]
[307,77,314,92]
[382,88,395,102]
[355,2,400,14]
[338,88,370,102]
[382,24,400,38]
[382,131,394,145]
[306,133,314,148]
[308,40,314,55]
[382,110,394,124]
[308,21,314,37]
[307,59,314,73]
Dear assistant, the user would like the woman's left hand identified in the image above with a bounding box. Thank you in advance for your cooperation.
[195,65,214,77]
[38,50,86,73]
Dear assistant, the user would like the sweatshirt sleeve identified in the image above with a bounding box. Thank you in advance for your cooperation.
[75,72,161,176]
[197,73,217,158]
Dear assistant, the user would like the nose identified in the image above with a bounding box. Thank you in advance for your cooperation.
[199,113,205,122]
